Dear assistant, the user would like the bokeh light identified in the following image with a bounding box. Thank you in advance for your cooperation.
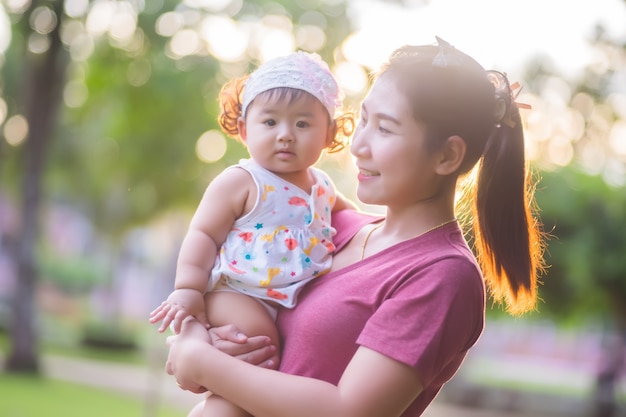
[201,15,247,62]
[30,6,57,35]
[63,79,88,108]
[0,98,7,125]
[195,130,227,163]
[3,114,29,146]
[64,0,90,19]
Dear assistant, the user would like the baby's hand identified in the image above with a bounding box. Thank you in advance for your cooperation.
[149,289,207,333]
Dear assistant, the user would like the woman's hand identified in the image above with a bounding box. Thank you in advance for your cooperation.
[209,324,278,369]
[166,319,278,393]
[166,317,212,393]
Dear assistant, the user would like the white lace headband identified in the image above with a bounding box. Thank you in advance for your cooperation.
[241,51,342,118]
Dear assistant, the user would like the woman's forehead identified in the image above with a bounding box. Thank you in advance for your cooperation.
[364,76,412,118]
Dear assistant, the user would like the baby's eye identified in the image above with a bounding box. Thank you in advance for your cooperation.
[296,120,310,128]
[264,119,276,126]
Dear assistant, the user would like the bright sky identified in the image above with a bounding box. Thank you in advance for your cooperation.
[345,0,626,79]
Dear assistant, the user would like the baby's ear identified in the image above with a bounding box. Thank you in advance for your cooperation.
[435,135,466,175]
[238,117,247,142]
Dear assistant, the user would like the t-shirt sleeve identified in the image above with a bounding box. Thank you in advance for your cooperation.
[331,210,380,252]
[356,257,485,388]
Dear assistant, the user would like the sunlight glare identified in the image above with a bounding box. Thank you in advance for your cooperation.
[252,15,294,61]
[258,29,295,62]
[201,15,247,62]
[341,30,394,71]
[196,130,227,163]
[335,61,367,96]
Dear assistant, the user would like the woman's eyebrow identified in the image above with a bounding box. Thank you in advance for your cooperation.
[362,102,401,125]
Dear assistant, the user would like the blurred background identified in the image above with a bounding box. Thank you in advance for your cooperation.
[0,0,625,416]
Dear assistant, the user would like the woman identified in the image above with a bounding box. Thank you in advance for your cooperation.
[165,38,546,417]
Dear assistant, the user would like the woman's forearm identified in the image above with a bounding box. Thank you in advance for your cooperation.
[175,340,349,417]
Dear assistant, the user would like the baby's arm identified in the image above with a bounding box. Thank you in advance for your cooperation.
[150,167,255,333]
[333,190,358,212]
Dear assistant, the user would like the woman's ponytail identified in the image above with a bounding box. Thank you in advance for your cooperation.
[472,74,546,315]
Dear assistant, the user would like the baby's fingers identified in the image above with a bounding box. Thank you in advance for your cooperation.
[149,304,170,324]
[150,301,170,317]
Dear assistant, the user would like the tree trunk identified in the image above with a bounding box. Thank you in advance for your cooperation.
[5,0,67,373]
[589,292,626,417]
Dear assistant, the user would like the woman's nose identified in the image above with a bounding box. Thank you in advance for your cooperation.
[350,124,367,156]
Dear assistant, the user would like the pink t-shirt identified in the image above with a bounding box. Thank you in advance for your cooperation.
[277,210,485,416]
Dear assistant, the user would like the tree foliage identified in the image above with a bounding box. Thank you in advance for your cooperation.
[0,0,354,373]
[537,166,626,327]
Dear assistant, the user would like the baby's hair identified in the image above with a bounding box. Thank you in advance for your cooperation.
[217,75,354,153]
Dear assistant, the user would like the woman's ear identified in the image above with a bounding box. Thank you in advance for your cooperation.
[435,135,466,175]
[237,117,247,142]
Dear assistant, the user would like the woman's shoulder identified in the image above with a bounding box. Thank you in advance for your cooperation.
[331,210,382,250]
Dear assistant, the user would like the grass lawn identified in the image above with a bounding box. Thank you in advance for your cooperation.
[0,373,182,417]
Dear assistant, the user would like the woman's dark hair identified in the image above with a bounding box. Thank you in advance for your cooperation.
[380,41,546,315]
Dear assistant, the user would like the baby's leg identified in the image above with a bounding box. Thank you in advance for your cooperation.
[202,290,281,417]
[204,290,281,365]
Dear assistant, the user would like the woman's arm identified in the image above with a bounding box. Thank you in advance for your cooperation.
[168,319,423,417]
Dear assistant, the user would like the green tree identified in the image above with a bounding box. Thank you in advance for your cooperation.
[1,0,354,373]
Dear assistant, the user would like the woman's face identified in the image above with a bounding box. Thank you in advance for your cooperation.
[350,73,442,208]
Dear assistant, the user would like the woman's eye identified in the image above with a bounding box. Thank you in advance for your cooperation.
[379,125,391,134]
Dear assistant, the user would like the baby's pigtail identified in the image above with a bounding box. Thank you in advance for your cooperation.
[217,75,248,139]
[327,112,355,154]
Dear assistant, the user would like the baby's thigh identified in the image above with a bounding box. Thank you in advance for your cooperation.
[204,291,280,350]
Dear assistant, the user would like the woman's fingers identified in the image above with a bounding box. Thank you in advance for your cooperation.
[208,325,277,367]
